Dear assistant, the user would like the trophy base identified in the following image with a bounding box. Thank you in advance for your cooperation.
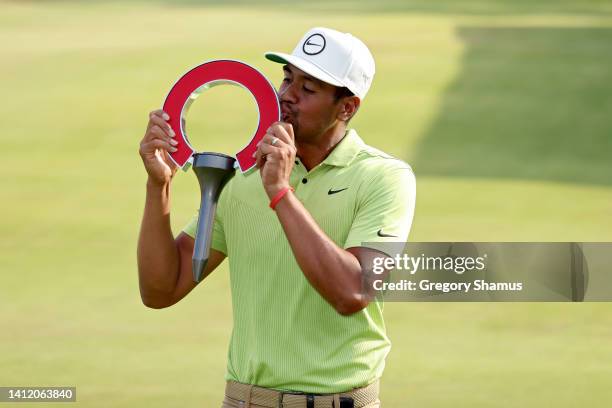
[192,152,236,170]
[191,152,236,283]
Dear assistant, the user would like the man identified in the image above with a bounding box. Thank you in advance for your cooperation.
[137,27,416,407]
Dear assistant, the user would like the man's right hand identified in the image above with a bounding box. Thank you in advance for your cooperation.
[139,109,179,186]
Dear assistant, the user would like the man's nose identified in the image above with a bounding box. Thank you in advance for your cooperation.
[279,82,298,104]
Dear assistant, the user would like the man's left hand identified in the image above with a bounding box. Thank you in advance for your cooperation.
[255,122,297,199]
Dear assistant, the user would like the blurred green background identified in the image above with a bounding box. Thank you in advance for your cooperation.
[1,0,611,407]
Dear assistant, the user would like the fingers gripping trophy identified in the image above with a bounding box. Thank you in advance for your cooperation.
[143,60,280,282]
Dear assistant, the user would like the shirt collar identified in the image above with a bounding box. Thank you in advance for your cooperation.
[320,129,364,167]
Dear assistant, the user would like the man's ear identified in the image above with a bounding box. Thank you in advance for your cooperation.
[337,96,361,122]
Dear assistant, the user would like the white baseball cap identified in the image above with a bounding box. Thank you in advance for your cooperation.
[265,27,376,99]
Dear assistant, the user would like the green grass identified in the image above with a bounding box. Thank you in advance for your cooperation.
[1,1,611,407]
[413,26,612,186]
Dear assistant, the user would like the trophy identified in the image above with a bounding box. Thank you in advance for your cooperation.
[162,60,280,282]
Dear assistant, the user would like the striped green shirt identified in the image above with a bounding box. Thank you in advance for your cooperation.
[183,129,415,393]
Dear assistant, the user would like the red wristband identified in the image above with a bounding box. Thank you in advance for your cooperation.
[269,186,295,210]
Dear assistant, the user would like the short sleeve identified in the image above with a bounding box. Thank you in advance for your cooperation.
[343,165,416,249]
[181,202,228,256]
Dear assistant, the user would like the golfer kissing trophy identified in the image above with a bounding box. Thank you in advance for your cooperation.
[162,60,280,282]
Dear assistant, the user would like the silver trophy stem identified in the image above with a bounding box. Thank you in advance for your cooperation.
[192,152,236,282]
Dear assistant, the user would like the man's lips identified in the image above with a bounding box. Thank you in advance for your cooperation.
[281,105,295,121]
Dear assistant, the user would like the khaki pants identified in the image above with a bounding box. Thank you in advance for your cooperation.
[221,380,381,408]
[221,395,381,407]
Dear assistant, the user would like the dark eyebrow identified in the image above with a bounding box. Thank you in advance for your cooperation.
[302,74,318,84]
[283,64,320,86]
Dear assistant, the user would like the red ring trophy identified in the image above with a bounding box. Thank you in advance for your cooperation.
[162,60,280,282]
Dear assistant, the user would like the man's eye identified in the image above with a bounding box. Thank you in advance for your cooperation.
[303,86,314,93]
[282,78,290,83]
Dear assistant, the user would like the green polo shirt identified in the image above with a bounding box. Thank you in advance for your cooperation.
[183,129,415,393]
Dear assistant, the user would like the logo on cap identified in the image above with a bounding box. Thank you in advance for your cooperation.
[302,33,326,55]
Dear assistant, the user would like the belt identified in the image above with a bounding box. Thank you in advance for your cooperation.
[225,380,379,408]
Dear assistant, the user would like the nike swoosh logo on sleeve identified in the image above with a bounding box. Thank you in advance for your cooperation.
[377,229,398,238]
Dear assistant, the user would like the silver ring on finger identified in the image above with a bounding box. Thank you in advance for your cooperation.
[271,137,279,146]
